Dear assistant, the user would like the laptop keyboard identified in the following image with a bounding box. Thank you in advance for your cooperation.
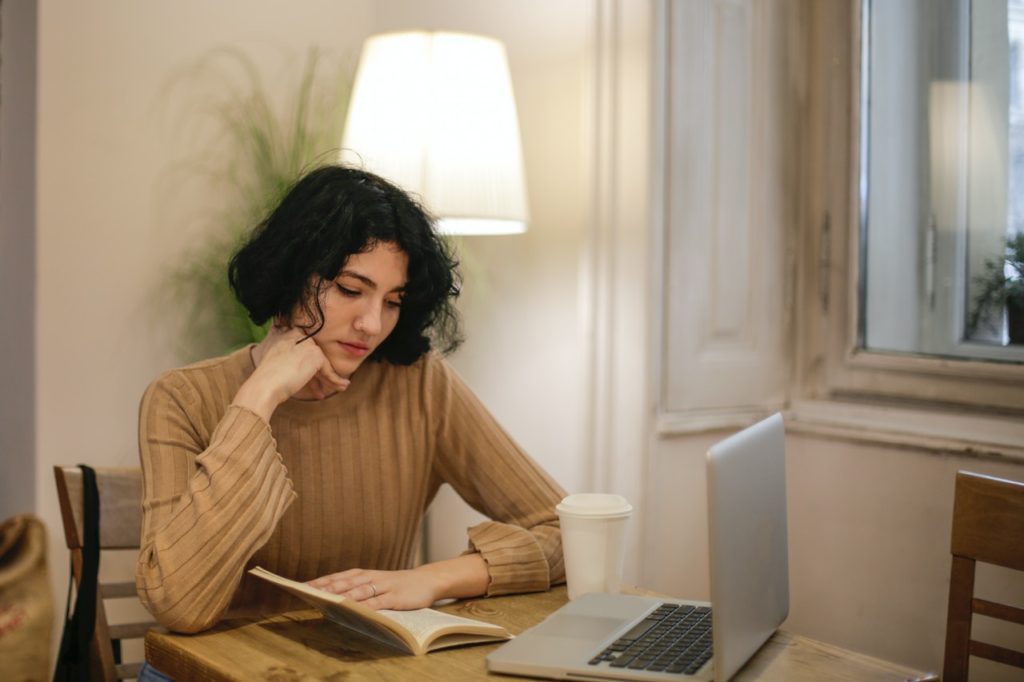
[588,603,713,676]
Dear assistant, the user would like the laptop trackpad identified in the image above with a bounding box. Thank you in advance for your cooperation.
[533,614,626,640]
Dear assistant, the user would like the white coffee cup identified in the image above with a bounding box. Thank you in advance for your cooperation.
[556,493,633,600]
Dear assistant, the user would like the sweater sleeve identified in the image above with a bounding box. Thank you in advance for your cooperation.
[135,373,296,633]
[427,357,566,596]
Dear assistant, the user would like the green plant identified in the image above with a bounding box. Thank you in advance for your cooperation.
[967,232,1024,339]
[169,48,350,360]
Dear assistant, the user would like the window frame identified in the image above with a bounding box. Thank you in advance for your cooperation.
[858,0,1023,363]
[796,0,1024,424]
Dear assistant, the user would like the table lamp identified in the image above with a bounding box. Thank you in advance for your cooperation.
[341,30,529,235]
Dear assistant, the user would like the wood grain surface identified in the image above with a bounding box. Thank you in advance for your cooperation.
[145,586,938,681]
[146,588,566,681]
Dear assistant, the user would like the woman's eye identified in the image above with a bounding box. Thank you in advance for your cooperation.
[386,299,403,309]
[337,284,359,297]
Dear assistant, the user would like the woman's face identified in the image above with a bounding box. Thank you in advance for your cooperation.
[308,240,408,378]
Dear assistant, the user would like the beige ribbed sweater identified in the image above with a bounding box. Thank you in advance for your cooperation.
[136,346,566,633]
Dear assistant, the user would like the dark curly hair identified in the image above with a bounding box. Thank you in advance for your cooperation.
[228,165,462,364]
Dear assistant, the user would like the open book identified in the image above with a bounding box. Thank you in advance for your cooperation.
[248,567,512,655]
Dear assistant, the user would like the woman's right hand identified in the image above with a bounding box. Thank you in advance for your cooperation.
[231,326,350,422]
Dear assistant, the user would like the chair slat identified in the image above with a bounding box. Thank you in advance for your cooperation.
[108,621,156,640]
[972,597,1024,626]
[54,467,142,549]
[969,640,1024,669]
[100,581,139,599]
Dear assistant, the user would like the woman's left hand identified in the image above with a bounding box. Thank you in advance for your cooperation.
[307,555,490,611]
[307,568,441,611]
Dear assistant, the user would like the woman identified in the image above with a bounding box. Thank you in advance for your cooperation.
[136,165,566,637]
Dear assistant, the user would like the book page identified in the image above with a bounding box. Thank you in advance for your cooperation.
[428,632,513,651]
[381,608,510,652]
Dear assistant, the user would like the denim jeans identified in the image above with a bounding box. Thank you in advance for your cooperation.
[137,661,175,681]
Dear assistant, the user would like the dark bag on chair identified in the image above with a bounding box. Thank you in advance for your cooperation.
[53,465,100,682]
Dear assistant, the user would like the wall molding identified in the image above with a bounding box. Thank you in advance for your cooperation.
[581,0,655,582]
[655,398,1024,460]
[656,406,784,437]
[788,398,1024,460]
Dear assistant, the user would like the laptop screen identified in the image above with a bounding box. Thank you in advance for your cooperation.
[707,413,789,681]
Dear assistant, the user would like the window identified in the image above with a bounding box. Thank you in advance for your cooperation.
[861,0,1024,362]
[797,0,1024,419]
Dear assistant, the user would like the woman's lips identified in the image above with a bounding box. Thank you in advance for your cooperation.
[339,341,370,357]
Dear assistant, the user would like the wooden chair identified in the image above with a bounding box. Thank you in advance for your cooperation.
[54,466,157,681]
[943,470,1024,681]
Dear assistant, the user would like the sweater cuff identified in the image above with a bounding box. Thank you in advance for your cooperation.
[466,521,551,596]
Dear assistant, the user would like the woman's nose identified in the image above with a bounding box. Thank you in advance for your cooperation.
[354,302,383,335]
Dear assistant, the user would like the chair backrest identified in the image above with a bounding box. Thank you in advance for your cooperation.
[54,466,153,681]
[943,470,1024,681]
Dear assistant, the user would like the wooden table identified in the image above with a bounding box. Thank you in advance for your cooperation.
[145,587,938,681]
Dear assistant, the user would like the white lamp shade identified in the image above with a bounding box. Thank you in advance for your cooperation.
[341,31,529,235]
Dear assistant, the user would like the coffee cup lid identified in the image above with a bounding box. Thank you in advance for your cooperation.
[556,493,632,518]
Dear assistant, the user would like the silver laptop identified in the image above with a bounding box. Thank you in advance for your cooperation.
[486,413,789,681]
